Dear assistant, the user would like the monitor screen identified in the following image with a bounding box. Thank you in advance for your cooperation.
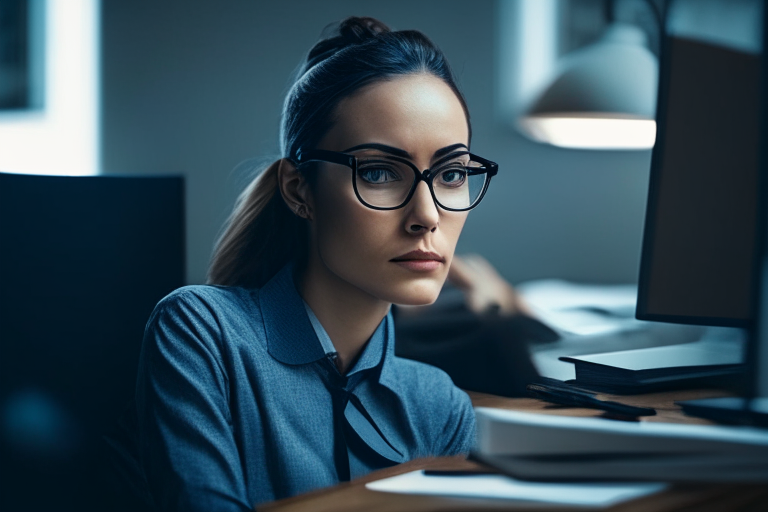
[636,35,764,327]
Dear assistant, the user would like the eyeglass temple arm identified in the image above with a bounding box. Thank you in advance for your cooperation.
[468,153,498,177]
[295,149,357,169]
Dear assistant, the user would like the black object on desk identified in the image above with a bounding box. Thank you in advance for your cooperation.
[558,342,745,394]
[527,378,657,417]
[677,397,768,427]
[423,469,499,477]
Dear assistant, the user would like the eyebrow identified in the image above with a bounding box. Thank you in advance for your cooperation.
[341,143,469,161]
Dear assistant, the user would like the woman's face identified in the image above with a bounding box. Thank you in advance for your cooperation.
[306,72,470,306]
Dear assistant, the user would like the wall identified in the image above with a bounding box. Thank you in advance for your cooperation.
[101,0,652,285]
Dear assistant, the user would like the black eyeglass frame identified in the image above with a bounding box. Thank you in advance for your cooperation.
[292,148,498,212]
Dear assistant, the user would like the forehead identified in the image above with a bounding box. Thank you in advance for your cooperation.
[320,73,469,159]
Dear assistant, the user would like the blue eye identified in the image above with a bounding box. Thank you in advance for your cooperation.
[437,168,467,187]
[358,167,401,184]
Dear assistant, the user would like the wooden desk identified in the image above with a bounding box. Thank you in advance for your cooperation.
[260,389,768,512]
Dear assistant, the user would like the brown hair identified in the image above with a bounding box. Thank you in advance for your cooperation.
[206,160,308,288]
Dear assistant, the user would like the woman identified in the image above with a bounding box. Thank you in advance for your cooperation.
[120,16,498,511]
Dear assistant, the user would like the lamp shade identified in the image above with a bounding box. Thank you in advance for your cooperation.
[520,23,659,150]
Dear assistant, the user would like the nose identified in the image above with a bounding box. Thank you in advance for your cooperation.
[404,180,439,234]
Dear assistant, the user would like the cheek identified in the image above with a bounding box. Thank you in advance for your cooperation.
[312,177,397,269]
[443,212,469,247]
[316,204,395,260]
[437,212,468,271]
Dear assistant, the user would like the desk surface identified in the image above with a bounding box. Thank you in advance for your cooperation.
[260,389,768,512]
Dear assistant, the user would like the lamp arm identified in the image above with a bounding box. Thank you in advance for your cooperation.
[644,0,666,39]
[606,0,668,43]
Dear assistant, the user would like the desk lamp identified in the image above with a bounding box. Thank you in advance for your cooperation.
[518,22,658,150]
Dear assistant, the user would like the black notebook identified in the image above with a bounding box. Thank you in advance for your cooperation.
[559,340,745,394]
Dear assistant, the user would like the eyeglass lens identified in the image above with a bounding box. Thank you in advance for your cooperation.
[354,155,488,209]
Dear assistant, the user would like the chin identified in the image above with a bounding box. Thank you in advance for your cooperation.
[381,278,444,306]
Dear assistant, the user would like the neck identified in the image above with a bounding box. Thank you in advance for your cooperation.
[297,253,390,374]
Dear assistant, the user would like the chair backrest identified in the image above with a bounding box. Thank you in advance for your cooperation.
[0,172,185,511]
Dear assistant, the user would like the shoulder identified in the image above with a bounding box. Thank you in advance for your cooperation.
[143,284,266,363]
[383,355,473,417]
[386,355,457,393]
[148,284,261,329]
[382,355,476,456]
[154,284,257,313]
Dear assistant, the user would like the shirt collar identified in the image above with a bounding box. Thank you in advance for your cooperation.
[303,299,387,376]
[347,314,387,376]
[258,262,326,365]
[302,300,338,357]
[259,262,390,374]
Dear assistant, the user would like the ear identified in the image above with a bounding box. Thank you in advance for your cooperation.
[277,158,313,220]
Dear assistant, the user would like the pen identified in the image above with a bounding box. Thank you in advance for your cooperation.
[527,380,657,417]
[423,470,499,477]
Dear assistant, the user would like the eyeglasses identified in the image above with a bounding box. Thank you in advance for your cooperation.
[292,148,498,211]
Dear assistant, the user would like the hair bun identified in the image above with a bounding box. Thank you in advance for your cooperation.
[338,16,390,43]
[305,16,391,70]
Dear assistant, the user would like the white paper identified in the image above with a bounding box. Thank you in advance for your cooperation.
[365,470,666,507]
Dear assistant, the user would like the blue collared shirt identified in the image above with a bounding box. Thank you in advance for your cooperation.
[129,262,476,511]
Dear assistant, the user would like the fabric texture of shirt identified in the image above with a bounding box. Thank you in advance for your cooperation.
[122,262,476,511]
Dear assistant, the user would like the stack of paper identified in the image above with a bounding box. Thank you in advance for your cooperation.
[473,407,768,482]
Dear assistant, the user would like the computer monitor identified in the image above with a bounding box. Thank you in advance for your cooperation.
[636,0,767,404]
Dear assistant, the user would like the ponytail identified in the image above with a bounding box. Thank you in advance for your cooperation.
[207,160,307,288]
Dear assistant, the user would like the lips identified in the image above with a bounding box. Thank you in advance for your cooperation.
[390,250,444,272]
[390,250,444,262]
